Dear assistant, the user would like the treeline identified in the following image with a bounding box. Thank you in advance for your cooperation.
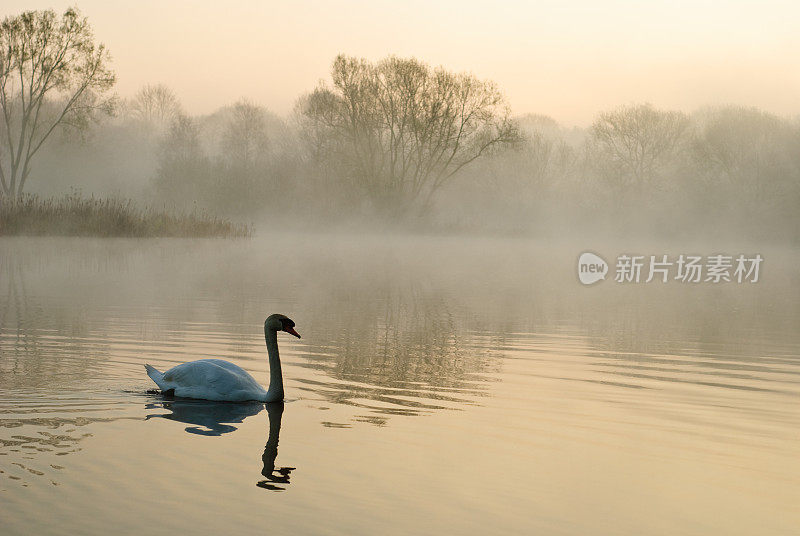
[26,57,800,241]
[446,105,800,240]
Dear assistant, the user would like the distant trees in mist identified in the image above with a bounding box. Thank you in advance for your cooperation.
[27,76,800,239]
[2,9,796,240]
[297,55,519,216]
[152,100,299,215]
[127,84,182,130]
[451,104,799,239]
[690,107,797,207]
[589,103,689,192]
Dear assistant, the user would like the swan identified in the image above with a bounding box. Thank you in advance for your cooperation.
[144,314,300,402]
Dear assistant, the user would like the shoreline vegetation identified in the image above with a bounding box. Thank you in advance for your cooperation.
[0,193,251,238]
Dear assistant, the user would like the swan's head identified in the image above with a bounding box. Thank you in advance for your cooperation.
[265,314,301,338]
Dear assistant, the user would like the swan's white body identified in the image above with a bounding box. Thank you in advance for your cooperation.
[145,315,294,403]
[145,360,272,402]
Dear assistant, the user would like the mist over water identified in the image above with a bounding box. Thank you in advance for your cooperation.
[1,235,798,535]
[1,7,799,533]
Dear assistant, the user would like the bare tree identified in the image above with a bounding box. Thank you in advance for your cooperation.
[220,100,270,169]
[0,8,115,198]
[129,83,181,130]
[298,54,519,214]
[690,106,796,203]
[590,103,688,190]
[153,113,209,205]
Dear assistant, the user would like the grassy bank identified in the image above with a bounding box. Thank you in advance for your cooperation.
[0,193,251,238]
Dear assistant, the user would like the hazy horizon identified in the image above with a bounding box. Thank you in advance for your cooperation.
[4,0,800,126]
[2,5,799,534]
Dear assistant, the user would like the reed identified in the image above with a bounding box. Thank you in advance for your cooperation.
[0,192,251,238]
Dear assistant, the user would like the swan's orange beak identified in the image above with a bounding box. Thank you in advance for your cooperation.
[284,326,301,338]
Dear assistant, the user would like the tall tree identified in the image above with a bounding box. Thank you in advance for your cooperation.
[590,103,688,190]
[220,100,270,169]
[298,54,518,215]
[0,8,115,198]
[129,83,181,131]
[153,113,209,205]
[691,106,795,202]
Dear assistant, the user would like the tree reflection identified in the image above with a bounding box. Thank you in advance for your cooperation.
[295,276,502,417]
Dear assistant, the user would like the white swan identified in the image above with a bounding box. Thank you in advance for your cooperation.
[144,314,300,402]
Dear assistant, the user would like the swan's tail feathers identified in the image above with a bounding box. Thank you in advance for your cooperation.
[144,364,166,389]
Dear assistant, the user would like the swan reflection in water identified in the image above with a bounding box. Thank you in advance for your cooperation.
[145,397,294,490]
[258,403,295,491]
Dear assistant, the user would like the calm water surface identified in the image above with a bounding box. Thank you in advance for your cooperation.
[1,235,798,535]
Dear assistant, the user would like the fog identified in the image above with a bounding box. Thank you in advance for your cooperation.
[3,2,799,243]
[3,234,799,534]
[3,5,800,533]
[23,85,800,242]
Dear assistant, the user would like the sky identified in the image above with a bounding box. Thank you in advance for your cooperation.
[4,0,800,125]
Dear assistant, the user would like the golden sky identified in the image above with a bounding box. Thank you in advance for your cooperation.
[5,0,799,125]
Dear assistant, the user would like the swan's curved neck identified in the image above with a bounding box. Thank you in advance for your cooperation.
[264,328,284,400]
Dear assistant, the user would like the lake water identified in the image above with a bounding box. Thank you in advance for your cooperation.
[1,235,798,535]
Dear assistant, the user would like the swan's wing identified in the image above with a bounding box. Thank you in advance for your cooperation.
[199,359,263,388]
[160,359,265,400]
[162,360,228,387]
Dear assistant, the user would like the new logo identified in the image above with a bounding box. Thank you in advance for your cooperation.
[578,252,608,285]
